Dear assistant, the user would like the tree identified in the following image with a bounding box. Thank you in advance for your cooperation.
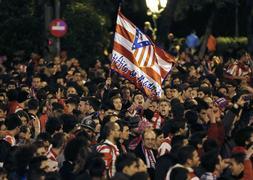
[246,0,253,53]
[61,0,110,68]
[0,0,44,58]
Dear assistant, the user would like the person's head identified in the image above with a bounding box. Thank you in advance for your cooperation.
[17,90,29,104]
[27,98,39,112]
[16,110,30,126]
[73,71,82,82]
[234,127,253,147]
[164,86,173,99]
[183,86,193,99]
[170,120,187,136]
[229,153,246,177]
[103,122,120,141]
[172,77,181,87]
[201,150,220,173]
[7,89,18,101]
[218,86,228,97]
[87,97,100,112]
[88,156,106,178]
[36,132,52,151]
[80,118,96,138]
[4,114,22,134]
[64,137,88,164]
[19,125,31,141]
[158,99,170,117]
[111,96,122,111]
[32,76,41,89]
[142,130,156,149]
[45,117,62,136]
[189,131,207,149]
[56,77,66,86]
[170,167,188,180]
[117,120,130,141]
[121,86,132,101]
[65,98,78,114]
[79,97,91,114]
[67,86,77,96]
[226,82,236,94]
[170,100,185,121]
[202,139,219,153]
[51,132,66,150]
[190,89,198,99]
[33,141,48,157]
[171,135,188,149]
[197,87,209,99]
[136,158,147,173]
[146,99,158,112]
[170,88,180,99]
[133,93,145,107]
[7,80,15,90]
[177,145,200,168]
[197,100,209,123]
[116,153,138,176]
[60,113,77,133]
[154,129,164,148]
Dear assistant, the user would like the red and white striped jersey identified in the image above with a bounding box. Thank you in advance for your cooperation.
[226,61,251,77]
[96,139,119,178]
[152,111,164,129]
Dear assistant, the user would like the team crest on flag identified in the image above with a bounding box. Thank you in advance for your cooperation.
[132,29,153,67]
[111,10,175,97]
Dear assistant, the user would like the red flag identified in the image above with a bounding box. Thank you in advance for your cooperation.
[111,11,175,97]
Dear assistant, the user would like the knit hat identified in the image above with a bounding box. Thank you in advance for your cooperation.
[214,97,227,110]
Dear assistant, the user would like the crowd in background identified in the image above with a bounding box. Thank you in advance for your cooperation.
[0,33,253,180]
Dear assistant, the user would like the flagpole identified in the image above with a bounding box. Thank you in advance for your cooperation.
[109,0,123,78]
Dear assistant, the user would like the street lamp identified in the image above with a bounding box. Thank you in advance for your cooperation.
[145,0,168,41]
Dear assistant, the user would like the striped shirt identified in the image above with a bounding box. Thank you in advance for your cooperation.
[96,139,119,178]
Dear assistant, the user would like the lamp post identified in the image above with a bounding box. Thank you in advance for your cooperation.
[145,0,168,41]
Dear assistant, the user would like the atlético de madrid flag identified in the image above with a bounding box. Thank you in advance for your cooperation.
[111,11,175,97]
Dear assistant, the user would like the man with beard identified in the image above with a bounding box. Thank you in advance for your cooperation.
[96,122,120,178]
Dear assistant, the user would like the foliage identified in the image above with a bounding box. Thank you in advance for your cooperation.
[173,36,248,54]
[0,0,44,57]
[172,0,235,21]
[216,37,248,54]
[61,0,110,68]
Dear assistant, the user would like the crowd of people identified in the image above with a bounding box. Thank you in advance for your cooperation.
[0,36,253,180]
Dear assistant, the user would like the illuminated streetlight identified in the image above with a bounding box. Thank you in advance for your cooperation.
[145,0,168,41]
